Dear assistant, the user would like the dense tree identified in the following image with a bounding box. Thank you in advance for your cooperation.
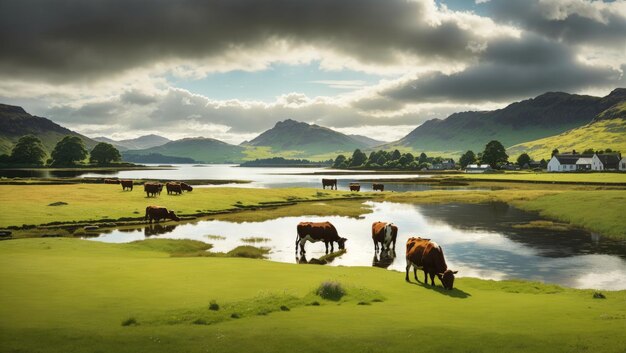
[516,153,531,168]
[418,152,428,163]
[350,149,368,167]
[390,149,401,161]
[459,150,476,168]
[333,154,347,168]
[398,155,408,166]
[10,135,47,166]
[551,148,559,157]
[582,148,595,155]
[50,136,88,166]
[89,142,121,165]
[404,153,414,163]
[540,159,548,169]
[376,153,388,166]
[481,140,508,169]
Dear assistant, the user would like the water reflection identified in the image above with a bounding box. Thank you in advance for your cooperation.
[372,249,396,269]
[144,224,177,236]
[87,201,626,290]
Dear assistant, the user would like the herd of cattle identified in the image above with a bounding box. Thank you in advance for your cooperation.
[295,220,458,290]
[322,178,384,192]
[104,179,193,197]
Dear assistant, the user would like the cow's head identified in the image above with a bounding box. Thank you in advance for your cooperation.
[168,211,181,222]
[439,269,458,290]
[337,237,347,250]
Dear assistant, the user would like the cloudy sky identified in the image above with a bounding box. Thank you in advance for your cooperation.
[1,0,625,143]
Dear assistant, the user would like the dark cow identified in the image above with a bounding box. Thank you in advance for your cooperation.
[373,183,384,191]
[322,178,337,190]
[166,182,182,195]
[120,180,133,191]
[144,183,163,197]
[180,182,193,192]
[144,206,181,223]
[296,221,347,255]
[372,221,398,252]
[349,183,360,192]
[405,237,457,290]
[104,178,120,184]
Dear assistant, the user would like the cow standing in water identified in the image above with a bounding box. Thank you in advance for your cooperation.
[349,183,360,191]
[144,206,181,223]
[372,183,384,191]
[372,222,398,252]
[322,179,337,190]
[296,221,347,255]
[405,237,458,290]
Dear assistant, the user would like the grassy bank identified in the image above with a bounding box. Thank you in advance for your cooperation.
[0,185,370,228]
[447,172,626,184]
[0,238,624,353]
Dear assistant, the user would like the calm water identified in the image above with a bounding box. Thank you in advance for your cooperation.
[88,201,626,290]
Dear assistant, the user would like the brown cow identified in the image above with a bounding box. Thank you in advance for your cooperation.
[296,221,347,255]
[166,182,182,195]
[373,183,384,191]
[120,180,133,191]
[144,206,180,223]
[104,178,120,184]
[372,221,398,252]
[405,237,457,289]
[144,183,163,197]
[349,183,360,192]
[180,182,193,192]
[322,178,337,190]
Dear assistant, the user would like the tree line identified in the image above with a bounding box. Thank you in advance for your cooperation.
[0,135,122,167]
[333,140,548,170]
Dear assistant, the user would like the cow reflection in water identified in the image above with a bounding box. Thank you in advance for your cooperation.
[373,249,396,269]
[144,224,177,236]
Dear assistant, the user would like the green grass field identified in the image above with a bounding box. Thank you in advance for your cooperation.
[449,172,626,184]
[1,237,625,353]
[0,185,369,228]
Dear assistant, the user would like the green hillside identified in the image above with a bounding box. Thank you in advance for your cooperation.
[389,88,626,154]
[124,137,246,163]
[507,118,626,160]
[243,119,368,158]
[0,104,98,155]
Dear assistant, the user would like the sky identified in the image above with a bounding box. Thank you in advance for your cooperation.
[0,0,625,144]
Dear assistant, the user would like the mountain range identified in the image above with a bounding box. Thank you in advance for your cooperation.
[1,88,624,162]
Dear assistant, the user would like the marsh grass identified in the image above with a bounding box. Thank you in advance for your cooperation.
[121,317,138,326]
[240,237,271,243]
[316,281,346,301]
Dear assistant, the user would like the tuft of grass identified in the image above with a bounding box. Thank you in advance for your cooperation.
[308,301,320,306]
[121,317,138,326]
[240,237,271,243]
[226,245,270,259]
[357,301,371,306]
[280,305,290,311]
[47,201,68,206]
[205,235,226,240]
[192,318,207,325]
[230,313,241,319]
[316,281,346,301]
[128,239,212,256]
[593,291,606,299]
[209,301,219,311]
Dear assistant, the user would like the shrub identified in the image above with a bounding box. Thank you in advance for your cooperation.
[593,292,606,299]
[121,317,138,326]
[226,245,270,259]
[209,300,220,311]
[316,281,345,301]
[230,313,241,319]
[280,305,290,311]
[192,318,207,325]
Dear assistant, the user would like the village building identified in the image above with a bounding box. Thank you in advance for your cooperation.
[431,159,456,170]
[548,152,622,172]
[465,164,492,173]
[591,154,621,171]
[620,157,626,171]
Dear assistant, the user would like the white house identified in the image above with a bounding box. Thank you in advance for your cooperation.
[547,155,581,172]
[591,153,621,171]
[620,157,626,171]
[575,157,593,171]
[465,164,492,173]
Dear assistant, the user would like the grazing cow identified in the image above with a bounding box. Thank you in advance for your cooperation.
[104,178,120,184]
[296,221,347,255]
[144,183,163,197]
[405,237,458,289]
[322,178,337,190]
[349,183,360,192]
[373,183,384,192]
[166,182,182,195]
[372,222,398,252]
[180,182,193,192]
[120,180,133,191]
[144,206,181,223]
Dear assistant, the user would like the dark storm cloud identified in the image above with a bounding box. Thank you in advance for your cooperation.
[0,0,482,82]
[383,35,623,103]
[486,0,626,48]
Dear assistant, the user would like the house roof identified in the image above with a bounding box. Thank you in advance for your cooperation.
[466,164,490,169]
[576,158,593,164]
[553,154,593,164]
[595,154,621,167]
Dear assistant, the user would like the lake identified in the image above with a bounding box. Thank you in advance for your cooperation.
[87,201,626,290]
[2,164,482,192]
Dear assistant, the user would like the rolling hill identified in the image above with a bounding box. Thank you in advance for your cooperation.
[243,119,369,157]
[348,134,385,148]
[94,134,170,151]
[507,95,626,159]
[124,137,246,163]
[0,104,98,155]
[390,88,626,154]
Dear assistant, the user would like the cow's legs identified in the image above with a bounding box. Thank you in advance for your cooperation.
[295,235,299,254]
[299,239,307,255]
[374,240,378,252]
[330,242,334,253]
[414,267,418,282]
[405,264,411,282]
[423,270,428,284]
[429,272,436,286]
[325,241,329,254]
